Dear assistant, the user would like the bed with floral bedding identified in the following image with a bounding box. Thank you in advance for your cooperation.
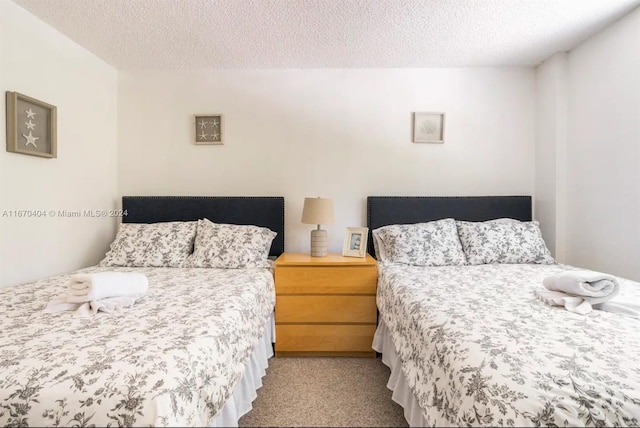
[376,262,640,427]
[0,265,275,427]
[367,196,640,427]
[0,196,285,427]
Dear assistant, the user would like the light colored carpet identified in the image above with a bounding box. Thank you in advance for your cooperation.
[238,357,409,427]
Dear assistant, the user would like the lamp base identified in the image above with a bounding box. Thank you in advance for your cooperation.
[310,229,328,257]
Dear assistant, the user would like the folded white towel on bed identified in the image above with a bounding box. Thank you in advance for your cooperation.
[535,270,639,316]
[44,272,148,318]
[66,272,148,303]
[44,295,140,318]
[542,270,620,301]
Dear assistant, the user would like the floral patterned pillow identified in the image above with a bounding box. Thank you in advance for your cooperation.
[187,219,277,268]
[373,219,467,266]
[100,221,197,267]
[456,220,556,265]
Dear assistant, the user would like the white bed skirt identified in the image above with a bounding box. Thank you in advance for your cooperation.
[209,313,275,427]
[372,318,429,428]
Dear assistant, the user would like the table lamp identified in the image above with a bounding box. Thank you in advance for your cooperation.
[301,197,334,257]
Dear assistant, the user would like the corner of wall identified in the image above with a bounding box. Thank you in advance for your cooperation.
[534,52,568,261]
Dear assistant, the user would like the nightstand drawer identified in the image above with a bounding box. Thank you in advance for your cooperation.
[276,295,376,323]
[276,324,377,352]
[276,266,377,294]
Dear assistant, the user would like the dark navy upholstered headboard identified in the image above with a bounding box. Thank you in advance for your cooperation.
[122,196,285,257]
[366,196,532,258]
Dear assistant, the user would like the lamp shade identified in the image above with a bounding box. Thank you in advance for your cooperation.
[301,197,334,226]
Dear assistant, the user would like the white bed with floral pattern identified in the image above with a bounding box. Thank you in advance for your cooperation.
[0,265,275,427]
[376,262,640,427]
[371,215,640,427]
[0,196,285,427]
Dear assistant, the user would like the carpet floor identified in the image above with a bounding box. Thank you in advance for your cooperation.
[238,356,409,427]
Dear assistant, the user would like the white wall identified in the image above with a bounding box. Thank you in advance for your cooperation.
[535,53,568,261]
[565,6,640,280]
[0,0,118,287]
[119,68,536,254]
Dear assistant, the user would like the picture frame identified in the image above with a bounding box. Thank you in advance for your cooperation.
[6,91,57,158]
[194,114,224,145]
[413,112,445,143]
[342,227,368,258]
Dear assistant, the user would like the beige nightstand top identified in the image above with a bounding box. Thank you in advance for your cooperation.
[275,253,376,267]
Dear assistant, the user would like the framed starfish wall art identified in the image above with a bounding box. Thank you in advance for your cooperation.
[194,114,224,145]
[6,91,57,158]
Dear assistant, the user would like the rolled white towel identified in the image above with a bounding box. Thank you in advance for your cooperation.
[66,272,148,303]
[68,282,89,291]
[542,270,620,304]
[536,269,632,316]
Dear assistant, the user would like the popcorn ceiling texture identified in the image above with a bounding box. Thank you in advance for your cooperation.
[10,0,640,69]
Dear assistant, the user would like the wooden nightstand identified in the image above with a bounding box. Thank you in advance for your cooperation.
[274,253,377,357]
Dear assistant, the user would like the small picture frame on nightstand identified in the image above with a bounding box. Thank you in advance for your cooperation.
[342,227,368,258]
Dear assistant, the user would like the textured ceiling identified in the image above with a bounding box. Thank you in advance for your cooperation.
[10,0,640,69]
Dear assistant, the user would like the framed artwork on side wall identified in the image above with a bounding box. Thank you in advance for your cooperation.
[6,91,57,158]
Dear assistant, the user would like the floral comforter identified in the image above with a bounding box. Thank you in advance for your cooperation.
[377,262,640,427]
[0,266,275,427]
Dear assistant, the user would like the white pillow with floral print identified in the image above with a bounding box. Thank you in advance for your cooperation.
[456,220,556,265]
[373,219,467,266]
[187,219,277,268]
[100,221,197,267]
